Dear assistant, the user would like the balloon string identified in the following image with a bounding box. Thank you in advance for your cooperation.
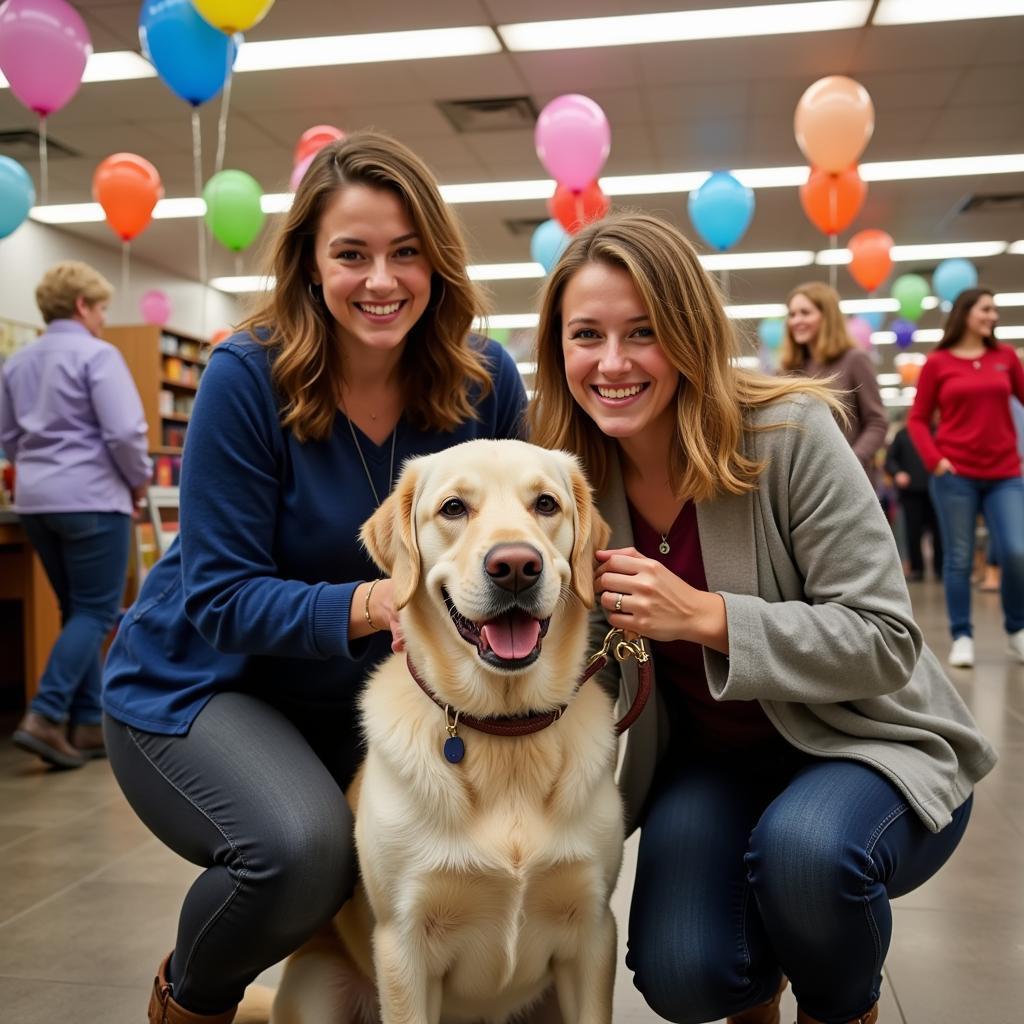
[828,232,838,290]
[38,116,48,206]
[215,48,234,177]
[192,108,210,337]
[122,240,131,319]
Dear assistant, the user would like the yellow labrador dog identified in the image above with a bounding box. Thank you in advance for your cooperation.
[271,439,623,1024]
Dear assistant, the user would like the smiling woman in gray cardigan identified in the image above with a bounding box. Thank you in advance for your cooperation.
[530,213,995,1024]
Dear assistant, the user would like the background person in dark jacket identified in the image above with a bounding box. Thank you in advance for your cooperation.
[886,418,943,582]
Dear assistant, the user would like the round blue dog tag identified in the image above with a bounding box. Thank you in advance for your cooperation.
[443,735,465,764]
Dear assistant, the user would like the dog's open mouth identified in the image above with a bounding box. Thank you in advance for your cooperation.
[442,588,551,669]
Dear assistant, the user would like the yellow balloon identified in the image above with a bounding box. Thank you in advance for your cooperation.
[191,0,274,33]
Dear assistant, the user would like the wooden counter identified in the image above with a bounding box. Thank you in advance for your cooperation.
[0,514,59,704]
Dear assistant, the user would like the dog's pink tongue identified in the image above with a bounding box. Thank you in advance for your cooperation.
[480,610,541,660]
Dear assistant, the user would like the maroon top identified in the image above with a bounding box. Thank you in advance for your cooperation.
[628,499,780,754]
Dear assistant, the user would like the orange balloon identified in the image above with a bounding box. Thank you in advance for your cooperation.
[847,229,893,293]
[799,166,867,236]
[548,180,610,235]
[92,154,163,242]
[210,328,232,346]
[294,125,344,166]
[794,76,874,174]
[898,362,922,387]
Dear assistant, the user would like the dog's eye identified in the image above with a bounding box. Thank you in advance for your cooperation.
[535,493,560,516]
[439,497,467,518]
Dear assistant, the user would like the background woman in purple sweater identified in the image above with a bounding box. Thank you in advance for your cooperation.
[0,261,152,769]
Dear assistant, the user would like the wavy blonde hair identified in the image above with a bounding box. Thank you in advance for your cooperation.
[239,131,491,442]
[35,261,113,323]
[779,280,853,372]
[529,213,840,501]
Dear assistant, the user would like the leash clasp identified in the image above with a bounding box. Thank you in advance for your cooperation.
[588,627,649,669]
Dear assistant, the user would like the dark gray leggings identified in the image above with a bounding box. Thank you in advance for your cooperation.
[104,691,358,1015]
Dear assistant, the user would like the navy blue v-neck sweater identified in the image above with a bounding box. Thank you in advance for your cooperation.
[102,333,527,734]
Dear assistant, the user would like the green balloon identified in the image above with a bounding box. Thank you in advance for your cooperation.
[203,170,265,252]
[891,273,930,323]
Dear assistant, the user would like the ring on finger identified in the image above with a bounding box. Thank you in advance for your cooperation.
[614,592,624,612]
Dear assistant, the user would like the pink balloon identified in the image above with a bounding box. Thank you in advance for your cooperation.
[534,94,611,192]
[847,317,873,350]
[140,289,172,327]
[0,0,92,117]
[289,152,315,192]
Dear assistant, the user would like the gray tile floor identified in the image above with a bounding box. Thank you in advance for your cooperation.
[2,579,1022,1023]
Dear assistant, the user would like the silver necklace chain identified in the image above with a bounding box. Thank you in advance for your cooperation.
[340,398,396,507]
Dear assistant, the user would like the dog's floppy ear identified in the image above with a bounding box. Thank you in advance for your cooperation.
[567,456,610,607]
[359,461,421,609]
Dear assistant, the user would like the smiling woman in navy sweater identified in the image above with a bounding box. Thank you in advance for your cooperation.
[101,133,526,1023]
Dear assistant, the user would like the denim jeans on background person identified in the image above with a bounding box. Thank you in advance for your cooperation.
[19,511,130,725]
[929,472,1024,639]
[626,748,972,1024]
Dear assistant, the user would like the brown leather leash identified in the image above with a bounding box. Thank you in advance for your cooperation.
[406,629,652,763]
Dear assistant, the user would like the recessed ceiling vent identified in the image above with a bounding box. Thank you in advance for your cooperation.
[0,128,79,161]
[504,216,548,237]
[954,191,1024,215]
[438,96,538,133]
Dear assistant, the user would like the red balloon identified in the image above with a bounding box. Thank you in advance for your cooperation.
[800,166,866,236]
[847,229,894,293]
[548,181,610,235]
[210,328,232,345]
[294,125,344,166]
[92,153,164,242]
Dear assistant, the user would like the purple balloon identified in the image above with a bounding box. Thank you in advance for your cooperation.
[140,289,172,326]
[289,152,315,192]
[891,318,916,349]
[535,94,611,192]
[846,316,873,349]
[0,0,93,117]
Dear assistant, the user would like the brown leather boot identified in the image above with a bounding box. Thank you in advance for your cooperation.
[796,1003,878,1024]
[728,976,788,1024]
[68,722,107,759]
[149,953,237,1024]
[12,712,84,769]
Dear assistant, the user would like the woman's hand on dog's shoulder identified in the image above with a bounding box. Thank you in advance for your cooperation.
[594,547,729,654]
[352,578,405,650]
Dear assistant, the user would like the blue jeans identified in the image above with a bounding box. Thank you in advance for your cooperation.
[929,473,1024,638]
[19,512,130,725]
[627,749,972,1024]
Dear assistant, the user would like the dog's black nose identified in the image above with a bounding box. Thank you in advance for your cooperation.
[485,544,543,594]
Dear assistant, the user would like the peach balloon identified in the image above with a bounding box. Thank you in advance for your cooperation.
[794,76,874,174]
[847,229,893,293]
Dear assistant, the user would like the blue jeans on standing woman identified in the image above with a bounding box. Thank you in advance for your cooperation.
[627,744,972,1024]
[929,472,1024,639]
[19,512,130,725]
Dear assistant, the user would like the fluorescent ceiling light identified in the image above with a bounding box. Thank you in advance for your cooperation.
[816,249,852,266]
[468,263,544,281]
[874,0,1024,25]
[996,293,1024,306]
[862,154,1024,180]
[877,373,903,386]
[498,2,870,51]
[440,181,552,204]
[701,251,815,271]
[516,362,538,375]
[842,299,900,313]
[30,202,105,225]
[0,51,154,90]
[472,314,539,330]
[210,276,273,293]
[725,303,787,319]
[234,27,501,71]
[152,198,207,219]
[1009,241,1024,255]
[891,241,1008,260]
[997,326,1024,339]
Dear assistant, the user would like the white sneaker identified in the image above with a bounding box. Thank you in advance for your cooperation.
[1008,630,1024,663]
[949,636,975,668]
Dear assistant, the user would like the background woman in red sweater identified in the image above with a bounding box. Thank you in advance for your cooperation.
[909,288,1024,669]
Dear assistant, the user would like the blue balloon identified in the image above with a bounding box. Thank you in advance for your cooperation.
[687,170,755,252]
[758,318,784,349]
[530,219,570,274]
[140,0,238,107]
[891,318,916,349]
[932,258,978,305]
[0,156,35,239]
[861,310,884,331]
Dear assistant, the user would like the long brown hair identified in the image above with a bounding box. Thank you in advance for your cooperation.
[779,280,853,372]
[529,213,840,501]
[238,131,491,442]
[936,288,997,351]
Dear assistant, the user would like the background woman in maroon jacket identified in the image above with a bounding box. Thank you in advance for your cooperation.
[780,281,888,476]
[908,288,1024,669]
